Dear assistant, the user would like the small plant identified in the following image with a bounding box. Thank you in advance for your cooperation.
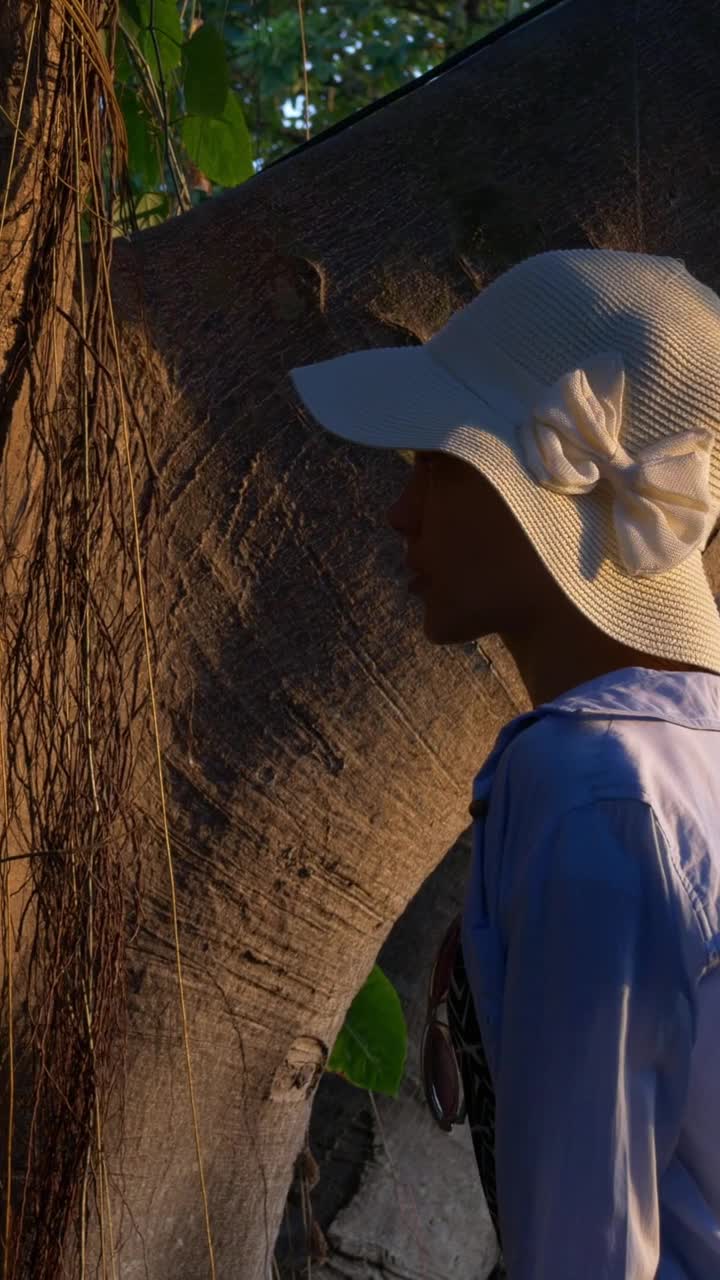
[326,964,407,1096]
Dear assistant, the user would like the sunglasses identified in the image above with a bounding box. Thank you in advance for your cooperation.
[421,912,467,1131]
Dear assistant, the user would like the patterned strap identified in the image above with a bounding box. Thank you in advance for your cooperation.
[446,931,503,1255]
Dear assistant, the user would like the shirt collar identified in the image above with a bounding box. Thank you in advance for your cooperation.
[469,665,720,817]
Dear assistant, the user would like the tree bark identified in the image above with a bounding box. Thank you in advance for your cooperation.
[3,0,720,1276]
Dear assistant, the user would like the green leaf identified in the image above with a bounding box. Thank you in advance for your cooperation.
[134,191,170,227]
[137,0,182,77]
[119,86,163,189]
[312,57,335,81]
[120,0,142,25]
[114,30,135,84]
[182,24,229,117]
[180,89,253,187]
[326,965,407,1098]
[259,62,293,97]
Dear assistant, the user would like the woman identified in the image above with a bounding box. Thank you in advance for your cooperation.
[290,249,720,1279]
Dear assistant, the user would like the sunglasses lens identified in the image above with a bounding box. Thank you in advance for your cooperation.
[422,1023,461,1123]
[430,915,460,1003]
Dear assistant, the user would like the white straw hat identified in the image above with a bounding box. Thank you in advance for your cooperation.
[290,249,720,674]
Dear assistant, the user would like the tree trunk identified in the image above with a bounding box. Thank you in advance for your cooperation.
[100,224,519,1280]
[3,0,720,1276]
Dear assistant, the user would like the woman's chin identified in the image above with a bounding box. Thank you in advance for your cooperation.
[421,605,489,646]
[422,610,470,646]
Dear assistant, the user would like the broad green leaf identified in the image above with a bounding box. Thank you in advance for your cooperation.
[326,965,407,1098]
[182,24,229,117]
[119,87,163,189]
[137,0,182,77]
[180,90,253,187]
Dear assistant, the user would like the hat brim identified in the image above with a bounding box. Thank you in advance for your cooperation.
[290,345,515,454]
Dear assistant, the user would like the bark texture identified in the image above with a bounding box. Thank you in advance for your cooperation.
[2,0,720,1276]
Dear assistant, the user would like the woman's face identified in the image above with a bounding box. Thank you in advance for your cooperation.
[386,449,554,645]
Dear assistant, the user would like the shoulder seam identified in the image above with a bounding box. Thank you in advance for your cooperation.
[545,796,713,979]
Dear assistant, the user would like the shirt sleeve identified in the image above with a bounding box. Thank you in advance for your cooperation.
[495,797,695,1280]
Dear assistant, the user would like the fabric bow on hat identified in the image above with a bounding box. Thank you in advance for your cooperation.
[520,350,717,577]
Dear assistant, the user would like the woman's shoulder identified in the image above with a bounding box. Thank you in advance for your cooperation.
[498,709,645,810]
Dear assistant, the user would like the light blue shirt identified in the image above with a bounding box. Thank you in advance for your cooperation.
[461,666,720,1280]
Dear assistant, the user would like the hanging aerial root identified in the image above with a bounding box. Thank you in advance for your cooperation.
[0,2,146,1276]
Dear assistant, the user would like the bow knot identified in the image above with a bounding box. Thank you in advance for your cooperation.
[520,351,717,576]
